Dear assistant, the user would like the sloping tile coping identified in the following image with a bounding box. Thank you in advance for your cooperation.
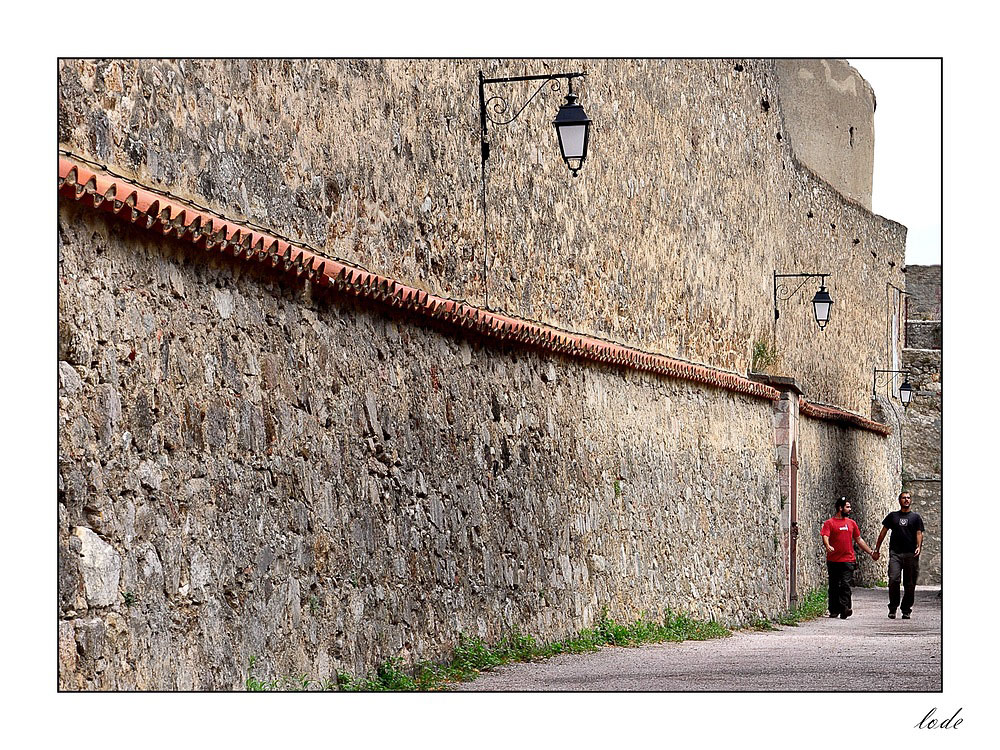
[65,153,895,413]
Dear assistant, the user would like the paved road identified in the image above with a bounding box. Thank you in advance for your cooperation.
[455,587,941,691]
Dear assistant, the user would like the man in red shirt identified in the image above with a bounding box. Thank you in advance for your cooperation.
[821,497,877,619]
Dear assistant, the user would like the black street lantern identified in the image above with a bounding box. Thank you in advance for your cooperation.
[873,369,915,408]
[552,88,592,176]
[811,284,833,330]
[774,272,833,331]
[899,378,914,408]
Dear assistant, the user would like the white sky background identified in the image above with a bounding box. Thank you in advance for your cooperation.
[848,59,942,265]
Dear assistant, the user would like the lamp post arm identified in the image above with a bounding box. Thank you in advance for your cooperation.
[872,368,911,395]
[773,272,829,320]
[481,72,586,86]
[480,72,587,134]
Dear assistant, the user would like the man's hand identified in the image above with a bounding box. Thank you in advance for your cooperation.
[914,546,921,557]
[872,550,880,561]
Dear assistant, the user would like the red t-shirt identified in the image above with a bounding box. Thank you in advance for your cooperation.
[821,516,860,562]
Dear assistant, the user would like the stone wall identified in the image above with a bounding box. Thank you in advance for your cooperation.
[58,201,785,688]
[774,59,875,210]
[795,399,901,595]
[906,479,941,586]
[902,264,941,584]
[905,264,942,320]
[57,58,907,689]
[900,349,941,584]
[58,58,905,414]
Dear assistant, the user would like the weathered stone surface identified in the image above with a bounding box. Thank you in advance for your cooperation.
[902,348,942,479]
[58,208,789,685]
[72,526,122,607]
[775,59,875,209]
[59,361,84,396]
[137,460,162,491]
[904,264,941,320]
[75,617,107,662]
[59,620,78,685]
[905,320,941,350]
[907,480,941,586]
[901,264,941,584]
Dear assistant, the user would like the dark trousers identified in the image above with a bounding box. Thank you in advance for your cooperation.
[827,561,855,614]
[888,551,920,614]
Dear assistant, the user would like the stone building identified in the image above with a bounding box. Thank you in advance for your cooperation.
[902,264,942,584]
[58,59,910,689]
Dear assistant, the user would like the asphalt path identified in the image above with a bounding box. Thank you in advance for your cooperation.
[454,586,941,691]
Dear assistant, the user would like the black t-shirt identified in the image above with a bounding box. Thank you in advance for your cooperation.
[882,511,925,553]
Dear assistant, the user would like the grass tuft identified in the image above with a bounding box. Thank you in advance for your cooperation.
[777,588,828,627]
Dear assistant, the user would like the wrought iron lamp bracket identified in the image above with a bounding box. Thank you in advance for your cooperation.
[773,272,829,321]
[872,368,910,397]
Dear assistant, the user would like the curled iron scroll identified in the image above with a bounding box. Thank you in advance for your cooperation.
[774,277,812,302]
[484,77,564,127]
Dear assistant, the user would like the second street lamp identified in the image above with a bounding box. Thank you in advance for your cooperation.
[774,272,834,331]
[873,368,915,409]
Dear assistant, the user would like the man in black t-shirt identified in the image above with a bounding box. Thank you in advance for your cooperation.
[873,490,925,619]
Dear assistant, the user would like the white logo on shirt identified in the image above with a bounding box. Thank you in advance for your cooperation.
[900,519,908,526]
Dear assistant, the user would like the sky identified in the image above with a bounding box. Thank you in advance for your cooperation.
[848,59,942,266]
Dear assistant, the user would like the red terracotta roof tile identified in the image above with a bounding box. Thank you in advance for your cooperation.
[58,154,797,405]
[799,398,892,436]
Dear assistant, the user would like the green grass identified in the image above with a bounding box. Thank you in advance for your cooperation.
[751,338,781,373]
[244,609,731,691]
[777,588,828,626]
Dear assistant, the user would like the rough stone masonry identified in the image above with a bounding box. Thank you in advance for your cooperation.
[58,59,906,689]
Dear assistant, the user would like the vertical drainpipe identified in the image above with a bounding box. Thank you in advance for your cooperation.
[789,439,799,607]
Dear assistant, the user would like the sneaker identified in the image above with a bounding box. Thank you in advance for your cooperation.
[888,612,896,619]
[829,612,840,618]
[901,613,911,619]
[840,609,852,619]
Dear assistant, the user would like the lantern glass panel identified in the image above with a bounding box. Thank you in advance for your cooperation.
[813,300,831,325]
[900,384,913,404]
[558,124,587,159]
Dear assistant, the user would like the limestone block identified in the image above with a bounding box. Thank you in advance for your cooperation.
[72,527,122,607]
[95,384,122,448]
[137,459,162,491]
[214,289,234,320]
[59,361,83,396]
[59,620,78,678]
[74,617,106,661]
